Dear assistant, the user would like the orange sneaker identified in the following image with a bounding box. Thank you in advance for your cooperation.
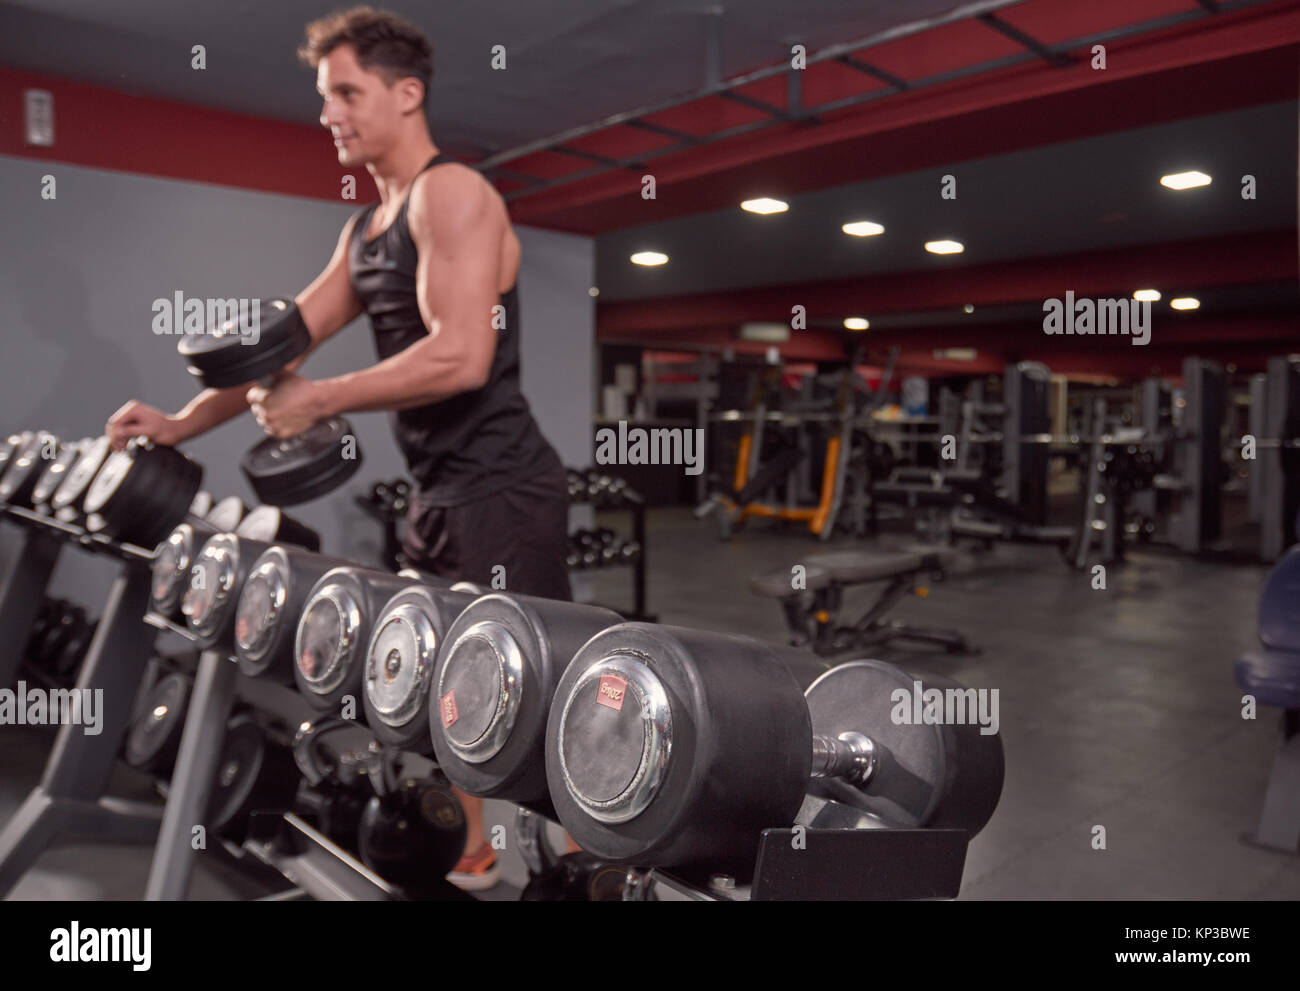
[447,843,500,892]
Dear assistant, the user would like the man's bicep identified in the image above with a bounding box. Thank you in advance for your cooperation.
[413,181,502,383]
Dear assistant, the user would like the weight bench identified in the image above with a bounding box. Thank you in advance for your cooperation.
[750,547,977,656]
[1235,545,1300,854]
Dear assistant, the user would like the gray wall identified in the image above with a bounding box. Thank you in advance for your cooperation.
[0,154,593,608]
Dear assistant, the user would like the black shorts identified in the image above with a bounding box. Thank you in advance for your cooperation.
[400,465,573,602]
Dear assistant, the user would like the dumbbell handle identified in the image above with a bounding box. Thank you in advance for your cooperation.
[809,731,879,788]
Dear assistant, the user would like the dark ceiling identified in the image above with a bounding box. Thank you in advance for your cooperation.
[0,0,996,157]
[594,100,1297,300]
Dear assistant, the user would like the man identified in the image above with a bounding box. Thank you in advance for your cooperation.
[107,6,572,890]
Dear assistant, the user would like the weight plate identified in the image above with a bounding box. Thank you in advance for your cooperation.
[124,672,192,774]
[178,297,309,389]
[206,715,266,831]
[803,660,1004,835]
[0,432,33,477]
[151,524,203,617]
[240,416,363,507]
[51,435,111,515]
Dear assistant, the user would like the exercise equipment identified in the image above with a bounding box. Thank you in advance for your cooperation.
[31,439,87,513]
[292,719,372,854]
[206,495,248,531]
[178,297,363,506]
[293,567,416,712]
[83,437,203,548]
[151,520,218,620]
[356,748,466,897]
[235,505,321,550]
[427,592,622,816]
[49,434,112,522]
[0,431,60,508]
[182,533,277,649]
[751,546,975,656]
[546,625,1003,872]
[234,546,355,682]
[360,583,476,752]
[123,672,193,777]
[205,711,300,843]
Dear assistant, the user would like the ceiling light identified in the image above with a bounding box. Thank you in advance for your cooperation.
[588,287,599,297]
[963,304,975,314]
[1160,171,1211,190]
[741,197,788,215]
[842,220,885,237]
[630,251,668,267]
[1133,289,1161,302]
[925,240,963,255]
[843,317,870,331]
[1170,297,1200,310]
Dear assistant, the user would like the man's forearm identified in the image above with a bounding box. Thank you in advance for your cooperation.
[320,338,477,415]
[173,386,250,441]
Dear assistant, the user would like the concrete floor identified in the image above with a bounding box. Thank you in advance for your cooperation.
[3,504,1299,900]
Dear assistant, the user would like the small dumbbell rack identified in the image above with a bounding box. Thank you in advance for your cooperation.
[567,468,653,622]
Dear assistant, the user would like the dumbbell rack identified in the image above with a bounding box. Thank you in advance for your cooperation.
[0,506,169,894]
[569,474,654,622]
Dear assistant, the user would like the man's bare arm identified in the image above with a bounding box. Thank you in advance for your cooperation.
[315,166,501,416]
[131,214,366,446]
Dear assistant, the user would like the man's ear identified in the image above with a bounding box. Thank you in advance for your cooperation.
[396,77,425,115]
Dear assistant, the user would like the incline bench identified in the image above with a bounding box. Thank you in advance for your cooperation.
[1235,543,1300,854]
[750,546,977,657]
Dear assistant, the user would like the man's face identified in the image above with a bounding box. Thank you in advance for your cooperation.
[316,45,408,165]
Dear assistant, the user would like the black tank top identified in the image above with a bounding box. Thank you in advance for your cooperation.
[347,152,560,506]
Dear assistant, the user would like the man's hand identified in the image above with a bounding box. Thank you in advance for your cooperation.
[105,401,185,450]
[246,373,332,439]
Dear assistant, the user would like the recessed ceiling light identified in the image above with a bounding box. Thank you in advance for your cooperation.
[741,197,788,215]
[842,220,885,237]
[925,239,963,255]
[1170,297,1200,310]
[1160,171,1211,190]
[963,304,975,314]
[588,287,599,297]
[843,317,870,331]
[630,251,668,266]
[1133,289,1161,302]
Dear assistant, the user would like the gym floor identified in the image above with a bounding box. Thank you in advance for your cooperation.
[5,504,1296,900]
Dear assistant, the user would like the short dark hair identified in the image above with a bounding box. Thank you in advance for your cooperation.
[299,6,434,105]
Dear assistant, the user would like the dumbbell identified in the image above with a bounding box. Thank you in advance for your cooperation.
[0,431,60,508]
[206,495,248,531]
[23,597,67,664]
[359,582,478,752]
[235,505,321,551]
[49,616,97,682]
[618,540,641,564]
[545,626,1005,872]
[49,435,113,523]
[520,851,628,901]
[31,438,89,514]
[292,719,373,853]
[182,533,278,649]
[83,437,203,549]
[233,546,357,682]
[206,711,300,843]
[34,604,89,678]
[123,671,193,777]
[356,748,466,897]
[292,567,420,713]
[151,519,219,620]
[0,431,34,481]
[426,592,623,817]
[178,297,363,506]
[188,490,214,520]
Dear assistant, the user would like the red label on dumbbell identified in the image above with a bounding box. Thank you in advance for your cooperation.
[596,675,627,711]
[440,690,458,727]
